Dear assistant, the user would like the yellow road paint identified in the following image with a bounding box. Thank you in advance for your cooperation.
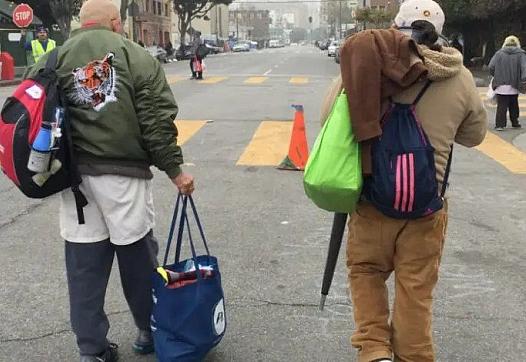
[289,77,309,85]
[237,121,292,166]
[476,132,526,174]
[174,120,207,145]
[244,77,268,84]
[199,77,227,84]
[166,75,183,84]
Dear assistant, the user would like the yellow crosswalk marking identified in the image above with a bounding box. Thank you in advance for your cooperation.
[174,120,207,145]
[244,77,268,84]
[166,75,183,84]
[199,76,227,84]
[289,77,309,85]
[476,132,526,174]
[237,121,291,166]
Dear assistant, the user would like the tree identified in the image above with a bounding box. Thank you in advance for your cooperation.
[355,7,394,29]
[48,0,83,38]
[173,0,233,45]
[436,0,526,65]
[437,0,526,22]
[120,0,129,23]
[326,1,354,36]
[12,0,82,38]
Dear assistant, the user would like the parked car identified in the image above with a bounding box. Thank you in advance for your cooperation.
[175,44,193,60]
[203,40,223,54]
[319,40,330,51]
[328,40,339,57]
[335,45,341,64]
[147,45,168,63]
[269,39,284,48]
[233,42,251,52]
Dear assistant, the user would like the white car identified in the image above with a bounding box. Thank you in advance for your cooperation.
[328,41,339,57]
[233,42,250,52]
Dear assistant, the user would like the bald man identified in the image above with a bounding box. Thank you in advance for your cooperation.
[26,0,194,361]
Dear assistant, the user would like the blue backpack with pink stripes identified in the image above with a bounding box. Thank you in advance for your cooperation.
[364,81,452,219]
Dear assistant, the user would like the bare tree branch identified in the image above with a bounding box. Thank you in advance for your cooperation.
[173,0,233,45]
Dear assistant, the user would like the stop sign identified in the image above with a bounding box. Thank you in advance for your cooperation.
[12,3,34,28]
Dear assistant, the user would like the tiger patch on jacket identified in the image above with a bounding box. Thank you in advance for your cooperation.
[72,53,117,111]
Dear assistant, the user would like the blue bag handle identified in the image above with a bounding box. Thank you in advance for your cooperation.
[162,194,211,267]
[162,193,182,266]
[188,196,211,256]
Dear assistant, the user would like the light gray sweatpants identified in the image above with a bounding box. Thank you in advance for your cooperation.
[65,230,159,356]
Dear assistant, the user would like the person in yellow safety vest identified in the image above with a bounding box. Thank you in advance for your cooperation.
[21,26,56,63]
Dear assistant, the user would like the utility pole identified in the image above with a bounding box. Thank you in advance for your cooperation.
[236,10,239,40]
[339,0,342,39]
[363,0,367,30]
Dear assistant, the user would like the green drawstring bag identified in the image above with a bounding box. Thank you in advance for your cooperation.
[303,91,363,213]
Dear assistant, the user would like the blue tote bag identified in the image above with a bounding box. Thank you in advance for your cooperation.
[151,195,226,362]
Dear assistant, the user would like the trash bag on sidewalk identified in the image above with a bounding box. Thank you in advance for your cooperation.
[303,90,363,213]
[151,195,226,362]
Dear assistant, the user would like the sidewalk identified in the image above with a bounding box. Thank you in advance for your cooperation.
[0,78,22,87]
[0,66,26,87]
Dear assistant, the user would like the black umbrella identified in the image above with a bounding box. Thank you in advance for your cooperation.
[319,213,348,311]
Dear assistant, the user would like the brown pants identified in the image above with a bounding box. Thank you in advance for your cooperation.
[347,201,448,362]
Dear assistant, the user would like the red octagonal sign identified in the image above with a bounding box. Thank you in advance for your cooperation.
[13,3,34,28]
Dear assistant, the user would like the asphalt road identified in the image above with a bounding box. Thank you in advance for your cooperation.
[0,46,525,362]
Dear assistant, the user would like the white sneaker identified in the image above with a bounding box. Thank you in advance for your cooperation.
[495,127,505,131]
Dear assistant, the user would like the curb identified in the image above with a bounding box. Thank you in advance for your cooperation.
[0,79,22,87]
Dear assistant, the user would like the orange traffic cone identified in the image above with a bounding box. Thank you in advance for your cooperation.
[278,105,309,171]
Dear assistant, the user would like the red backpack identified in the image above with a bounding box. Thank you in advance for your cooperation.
[0,49,87,223]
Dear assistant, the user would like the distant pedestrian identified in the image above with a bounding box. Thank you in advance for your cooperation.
[20,26,56,64]
[189,32,204,80]
[323,1,487,361]
[165,41,174,56]
[25,0,194,361]
[489,35,526,130]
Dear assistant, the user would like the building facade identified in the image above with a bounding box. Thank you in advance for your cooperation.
[229,9,270,43]
[131,0,173,46]
[189,4,230,41]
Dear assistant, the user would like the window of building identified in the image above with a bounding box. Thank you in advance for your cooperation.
[146,0,150,13]
[165,4,170,16]
[157,2,162,16]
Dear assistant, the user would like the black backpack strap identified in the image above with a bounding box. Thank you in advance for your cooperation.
[440,145,454,198]
[45,48,59,71]
[413,80,433,105]
[49,48,88,224]
[60,92,88,224]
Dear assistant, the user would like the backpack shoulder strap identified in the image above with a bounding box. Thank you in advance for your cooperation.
[44,48,59,71]
[413,80,433,105]
[440,145,454,198]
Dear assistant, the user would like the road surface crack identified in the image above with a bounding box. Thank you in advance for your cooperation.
[0,309,129,344]
[0,202,45,231]
[229,298,349,309]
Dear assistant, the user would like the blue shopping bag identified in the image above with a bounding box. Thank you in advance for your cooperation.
[151,195,226,362]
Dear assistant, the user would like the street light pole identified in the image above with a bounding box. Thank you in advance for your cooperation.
[363,0,367,30]
[339,0,342,39]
